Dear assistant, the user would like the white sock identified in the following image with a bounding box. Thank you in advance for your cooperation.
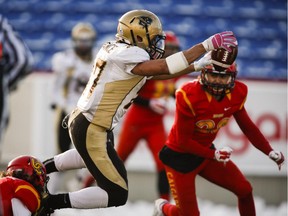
[69,187,109,208]
[54,149,86,171]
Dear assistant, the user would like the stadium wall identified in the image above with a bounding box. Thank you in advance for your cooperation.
[1,72,287,205]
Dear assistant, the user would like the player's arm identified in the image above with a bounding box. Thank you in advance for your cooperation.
[11,198,31,216]
[132,31,237,79]
[50,52,69,110]
[234,107,285,169]
[234,107,273,154]
[132,43,205,78]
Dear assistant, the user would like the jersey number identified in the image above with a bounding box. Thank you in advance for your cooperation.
[83,59,106,99]
[196,118,229,133]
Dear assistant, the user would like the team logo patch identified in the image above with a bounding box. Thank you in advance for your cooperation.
[31,158,43,175]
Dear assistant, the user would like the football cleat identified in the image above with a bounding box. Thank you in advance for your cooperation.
[153,198,168,216]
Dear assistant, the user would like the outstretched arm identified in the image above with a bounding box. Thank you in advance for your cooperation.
[132,31,237,78]
[234,107,273,155]
[234,107,285,170]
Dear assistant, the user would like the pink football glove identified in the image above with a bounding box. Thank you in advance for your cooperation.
[149,97,167,115]
[215,147,233,163]
[269,150,285,170]
[202,31,238,52]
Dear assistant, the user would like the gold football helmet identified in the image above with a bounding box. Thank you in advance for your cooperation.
[71,22,97,57]
[116,9,165,59]
[72,22,97,40]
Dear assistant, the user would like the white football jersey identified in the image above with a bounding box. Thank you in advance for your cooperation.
[77,41,151,130]
[51,48,98,113]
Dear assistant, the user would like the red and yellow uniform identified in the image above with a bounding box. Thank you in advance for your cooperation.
[117,78,175,199]
[0,176,41,215]
[159,79,273,216]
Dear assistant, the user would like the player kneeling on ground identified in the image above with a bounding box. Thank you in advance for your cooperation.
[0,155,49,216]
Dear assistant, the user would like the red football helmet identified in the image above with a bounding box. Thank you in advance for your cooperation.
[7,155,47,193]
[163,31,181,57]
[200,62,237,97]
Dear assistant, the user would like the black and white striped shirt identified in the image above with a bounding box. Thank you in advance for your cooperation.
[0,14,33,89]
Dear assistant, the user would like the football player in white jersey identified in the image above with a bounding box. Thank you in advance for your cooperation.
[51,22,98,153]
[39,9,237,214]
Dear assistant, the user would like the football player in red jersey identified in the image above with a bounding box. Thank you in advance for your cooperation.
[0,155,48,216]
[153,49,285,216]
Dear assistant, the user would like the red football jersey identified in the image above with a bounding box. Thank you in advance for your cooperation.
[127,79,175,124]
[167,79,272,158]
[0,176,41,216]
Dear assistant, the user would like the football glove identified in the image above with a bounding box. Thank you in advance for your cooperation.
[193,51,212,71]
[269,150,285,170]
[33,187,54,216]
[149,97,167,115]
[202,31,238,52]
[215,147,233,163]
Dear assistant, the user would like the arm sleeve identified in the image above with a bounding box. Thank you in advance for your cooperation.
[113,46,150,75]
[234,107,273,155]
[11,198,31,216]
[1,15,33,89]
[174,89,215,159]
[51,52,69,109]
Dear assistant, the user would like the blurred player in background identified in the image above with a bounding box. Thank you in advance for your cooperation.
[0,155,48,215]
[50,22,98,153]
[0,14,33,153]
[49,22,98,194]
[40,9,237,213]
[153,47,285,216]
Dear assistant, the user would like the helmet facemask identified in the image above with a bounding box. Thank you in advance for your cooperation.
[146,34,165,59]
[200,64,237,98]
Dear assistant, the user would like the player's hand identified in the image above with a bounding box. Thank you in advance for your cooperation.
[215,147,233,163]
[202,31,238,52]
[269,150,285,170]
[193,51,212,71]
[149,97,167,114]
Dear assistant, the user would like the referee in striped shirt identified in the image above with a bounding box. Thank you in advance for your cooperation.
[0,14,33,149]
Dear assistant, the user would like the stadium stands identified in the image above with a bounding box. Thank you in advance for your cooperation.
[0,0,286,79]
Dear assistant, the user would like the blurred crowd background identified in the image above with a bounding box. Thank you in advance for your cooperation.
[0,0,286,79]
